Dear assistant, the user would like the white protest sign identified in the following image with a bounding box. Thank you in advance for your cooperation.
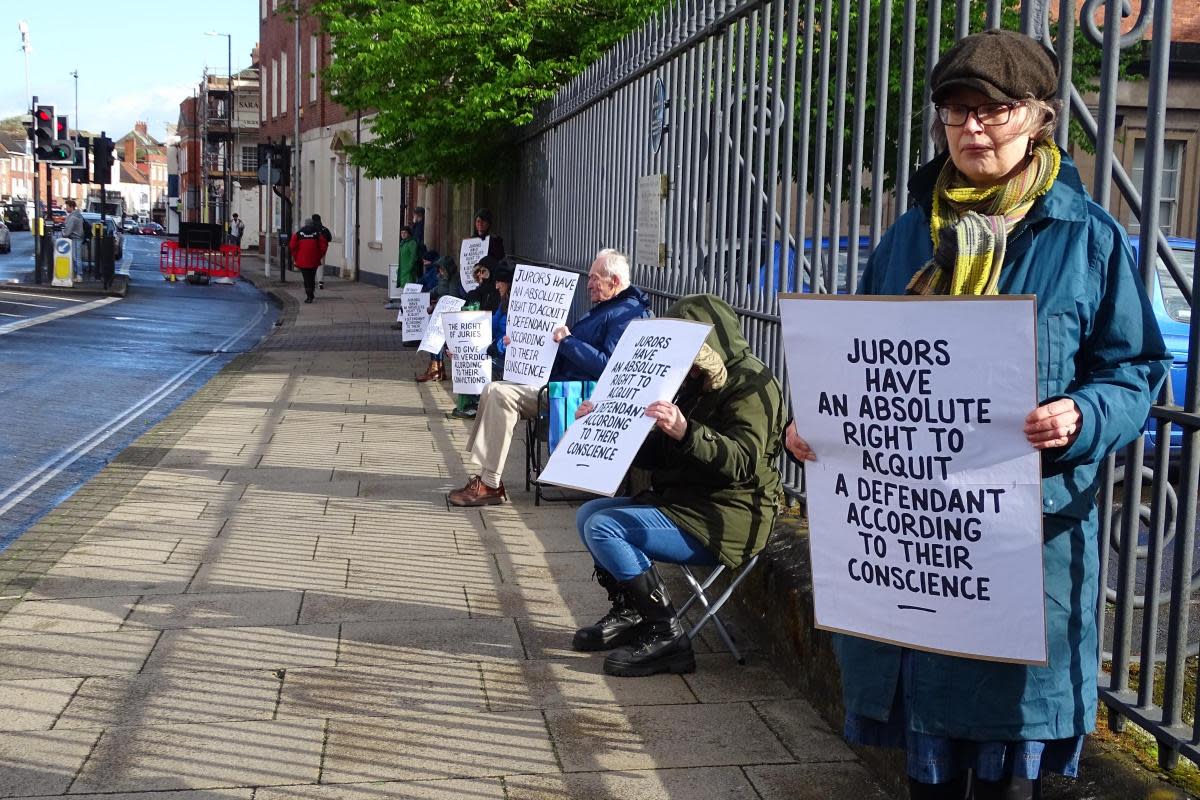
[538,319,712,497]
[503,264,580,386]
[443,310,493,394]
[387,264,404,300]
[779,295,1045,665]
[400,285,430,341]
[419,295,467,354]
[459,237,489,292]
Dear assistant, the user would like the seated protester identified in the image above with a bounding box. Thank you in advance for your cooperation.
[418,259,495,384]
[413,256,461,380]
[572,293,785,677]
[445,257,504,417]
[485,263,513,380]
[418,250,441,292]
[447,248,651,506]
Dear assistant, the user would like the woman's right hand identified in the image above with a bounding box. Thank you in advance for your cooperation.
[575,400,594,420]
[785,421,816,461]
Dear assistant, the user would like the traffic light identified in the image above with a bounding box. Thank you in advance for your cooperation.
[93,135,113,184]
[32,104,54,161]
[71,138,90,184]
[56,115,68,139]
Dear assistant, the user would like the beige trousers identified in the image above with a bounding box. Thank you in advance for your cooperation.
[465,381,540,488]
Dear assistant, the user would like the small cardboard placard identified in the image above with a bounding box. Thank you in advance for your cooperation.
[443,310,493,394]
[459,237,489,292]
[399,284,429,341]
[419,296,467,354]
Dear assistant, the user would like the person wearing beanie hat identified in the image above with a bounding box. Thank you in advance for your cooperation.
[418,249,441,292]
[785,28,1169,800]
[411,206,426,250]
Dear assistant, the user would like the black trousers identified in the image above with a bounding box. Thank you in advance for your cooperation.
[300,267,317,299]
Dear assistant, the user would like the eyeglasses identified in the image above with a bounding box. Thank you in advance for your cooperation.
[935,101,1021,127]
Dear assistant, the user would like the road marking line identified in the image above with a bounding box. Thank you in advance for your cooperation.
[0,312,21,318]
[0,300,269,521]
[0,297,120,336]
[0,299,55,309]
[0,290,86,303]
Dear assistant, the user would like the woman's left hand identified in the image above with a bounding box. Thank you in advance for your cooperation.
[645,400,687,441]
[1024,398,1082,450]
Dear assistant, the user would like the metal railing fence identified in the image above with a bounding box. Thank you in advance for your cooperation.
[501,0,1199,769]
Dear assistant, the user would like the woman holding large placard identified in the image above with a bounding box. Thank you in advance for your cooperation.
[572,294,785,677]
[784,29,1169,799]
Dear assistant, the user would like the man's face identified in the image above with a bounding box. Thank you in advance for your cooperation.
[587,259,621,304]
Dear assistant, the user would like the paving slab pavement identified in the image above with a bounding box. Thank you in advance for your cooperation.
[0,269,891,798]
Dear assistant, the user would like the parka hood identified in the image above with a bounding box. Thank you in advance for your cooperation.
[664,293,752,366]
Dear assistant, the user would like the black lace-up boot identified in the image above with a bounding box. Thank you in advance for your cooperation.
[603,566,695,677]
[572,566,643,651]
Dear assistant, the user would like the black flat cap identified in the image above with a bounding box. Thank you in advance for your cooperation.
[931,29,1059,103]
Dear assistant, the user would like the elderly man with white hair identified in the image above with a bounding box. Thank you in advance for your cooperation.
[448,248,651,507]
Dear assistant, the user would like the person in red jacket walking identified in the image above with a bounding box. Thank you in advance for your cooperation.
[289,217,329,303]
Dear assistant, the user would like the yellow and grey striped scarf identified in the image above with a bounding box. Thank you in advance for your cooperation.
[907,142,1061,296]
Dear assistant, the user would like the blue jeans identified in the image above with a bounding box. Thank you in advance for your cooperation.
[576,496,718,582]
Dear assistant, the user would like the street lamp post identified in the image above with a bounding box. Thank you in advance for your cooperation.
[205,31,232,231]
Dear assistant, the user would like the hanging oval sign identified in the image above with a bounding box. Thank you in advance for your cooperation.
[650,77,667,154]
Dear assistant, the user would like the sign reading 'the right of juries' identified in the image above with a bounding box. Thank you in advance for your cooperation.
[779,295,1046,665]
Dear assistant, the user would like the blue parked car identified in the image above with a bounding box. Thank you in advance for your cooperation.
[757,235,873,294]
[1132,234,1195,455]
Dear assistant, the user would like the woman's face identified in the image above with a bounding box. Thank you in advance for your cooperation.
[475,217,490,236]
[474,267,489,284]
[941,88,1035,188]
[496,281,510,299]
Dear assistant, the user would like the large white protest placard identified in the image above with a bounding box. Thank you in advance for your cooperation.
[443,311,493,394]
[387,264,404,300]
[459,237,490,292]
[538,319,712,497]
[779,295,1045,664]
[400,285,430,341]
[419,296,467,354]
[503,264,580,386]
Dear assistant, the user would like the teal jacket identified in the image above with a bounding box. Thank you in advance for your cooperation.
[835,151,1170,741]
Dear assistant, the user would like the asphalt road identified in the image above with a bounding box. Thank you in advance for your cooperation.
[0,231,278,550]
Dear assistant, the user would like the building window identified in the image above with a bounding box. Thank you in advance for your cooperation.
[242,146,258,171]
[261,0,267,18]
[281,51,288,115]
[1129,138,1185,235]
[310,35,319,103]
[271,59,279,118]
[374,178,384,241]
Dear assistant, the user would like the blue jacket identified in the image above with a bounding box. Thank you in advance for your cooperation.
[835,151,1170,742]
[551,285,653,381]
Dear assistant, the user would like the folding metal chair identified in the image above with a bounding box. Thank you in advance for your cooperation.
[675,552,763,664]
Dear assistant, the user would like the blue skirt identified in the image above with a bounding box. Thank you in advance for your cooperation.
[844,651,1085,784]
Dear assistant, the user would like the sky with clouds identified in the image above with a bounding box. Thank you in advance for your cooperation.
[4,1,261,141]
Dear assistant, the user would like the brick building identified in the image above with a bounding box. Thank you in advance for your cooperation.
[115,122,169,223]
[258,0,487,285]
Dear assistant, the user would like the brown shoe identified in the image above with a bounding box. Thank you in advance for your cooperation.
[448,476,507,507]
[416,362,442,383]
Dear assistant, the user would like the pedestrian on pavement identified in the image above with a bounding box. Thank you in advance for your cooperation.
[311,213,332,289]
[411,206,426,252]
[228,213,245,247]
[572,294,784,678]
[61,199,85,280]
[289,217,329,304]
[784,29,1170,800]
[446,248,650,507]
